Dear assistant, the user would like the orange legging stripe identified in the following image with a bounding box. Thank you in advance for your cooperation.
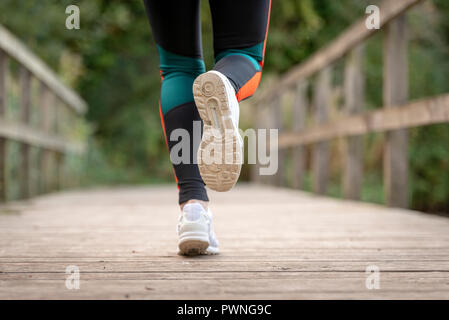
[236,0,270,101]
[159,100,180,188]
[236,71,262,102]
[260,0,272,68]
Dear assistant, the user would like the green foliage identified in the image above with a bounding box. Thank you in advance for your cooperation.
[1,0,448,212]
[410,125,449,213]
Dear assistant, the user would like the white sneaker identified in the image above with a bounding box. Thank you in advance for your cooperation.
[204,208,219,255]
[193,70,243,192]
[177,203,219,255]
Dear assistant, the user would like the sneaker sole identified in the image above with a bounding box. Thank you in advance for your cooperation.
[193,72,242,192]
[178,239,209,256]
[205,246,219,255]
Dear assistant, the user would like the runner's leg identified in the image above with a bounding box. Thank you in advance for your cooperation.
[209,0,271,101]
[143,0,208,205]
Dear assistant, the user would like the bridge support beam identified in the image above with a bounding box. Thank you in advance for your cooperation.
[19,67,31,199]
[291,81,307,190]
[0,51,6,202]
[343,45,364,200]
[383,14,409,208]
[273,95,285,187]
[312,67,331,195]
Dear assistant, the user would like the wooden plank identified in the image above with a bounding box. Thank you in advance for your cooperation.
[0,24,87,114]
[277,94,449,148]
[343,45,364,200]
[0,50,5,114]
[38,82,49,194]
[0,117,84,154]
[2,247,449,261]
[254,0,424,104]
[1,276,449,300]
[0,50,6,202]
[312,68,331,194]
[1,185,449,299]
[2,271,449,283]
[1,259,449,273]
[19,67,31,199]
[55,152,64,190]
[291,81,307,189]
[0,138,5,202]
[383,15,409,208]
[53,96,63,190]
[256,100,279,185]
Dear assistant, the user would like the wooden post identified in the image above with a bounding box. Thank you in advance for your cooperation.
[0,51,6,202]
[291,81,307,189]
[38,82,50,194]
[19,67,31,199]
[273,95,285,186]
[55,100,63,191]
[343,45,364,200]
[45,92,56,192]
[312,67,331,194]
[55,152,63,190]
[383,15,409,208]
[261,102,272,185]
[251,102,262,184]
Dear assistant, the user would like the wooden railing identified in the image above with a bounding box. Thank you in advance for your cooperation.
[0,24,88,202]
[251,0,449,208]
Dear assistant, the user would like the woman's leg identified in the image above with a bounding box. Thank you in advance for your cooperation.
[143,0,209,206]
[210,0,271,101]
[192,0,271,191]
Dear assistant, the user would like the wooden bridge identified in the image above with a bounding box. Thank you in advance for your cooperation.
[1,0,449,299]
[1,185,449,299]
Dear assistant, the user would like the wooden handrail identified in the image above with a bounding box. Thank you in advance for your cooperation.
[0,117,85,154]
[0,24,86,114]
[0,24,88,202]
[277,94,449,147]
[252,0,447,209]
[255,0,424,104]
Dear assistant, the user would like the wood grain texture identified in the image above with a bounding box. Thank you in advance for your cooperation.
[0,50,5,115]
[19,67,31,199]
[277,94,449,148]
[312,68,331,195]
[0,138,4,202]
[1,184,448,299]
[383,15,409,208]
[291,81,307,190]
[0,51,6,202]
[343,45,364,200]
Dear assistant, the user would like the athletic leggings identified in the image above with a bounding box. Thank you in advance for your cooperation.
[143,0,271,204]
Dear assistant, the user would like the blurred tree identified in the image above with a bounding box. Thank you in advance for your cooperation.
[0,0,448,212]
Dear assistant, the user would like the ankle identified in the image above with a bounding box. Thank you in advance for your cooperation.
[180,199,209,211]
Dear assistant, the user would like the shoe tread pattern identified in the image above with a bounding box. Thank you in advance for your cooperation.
[193,72,242,192]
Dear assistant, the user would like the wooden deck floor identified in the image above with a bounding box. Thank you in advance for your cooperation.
[0,184,448,299]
